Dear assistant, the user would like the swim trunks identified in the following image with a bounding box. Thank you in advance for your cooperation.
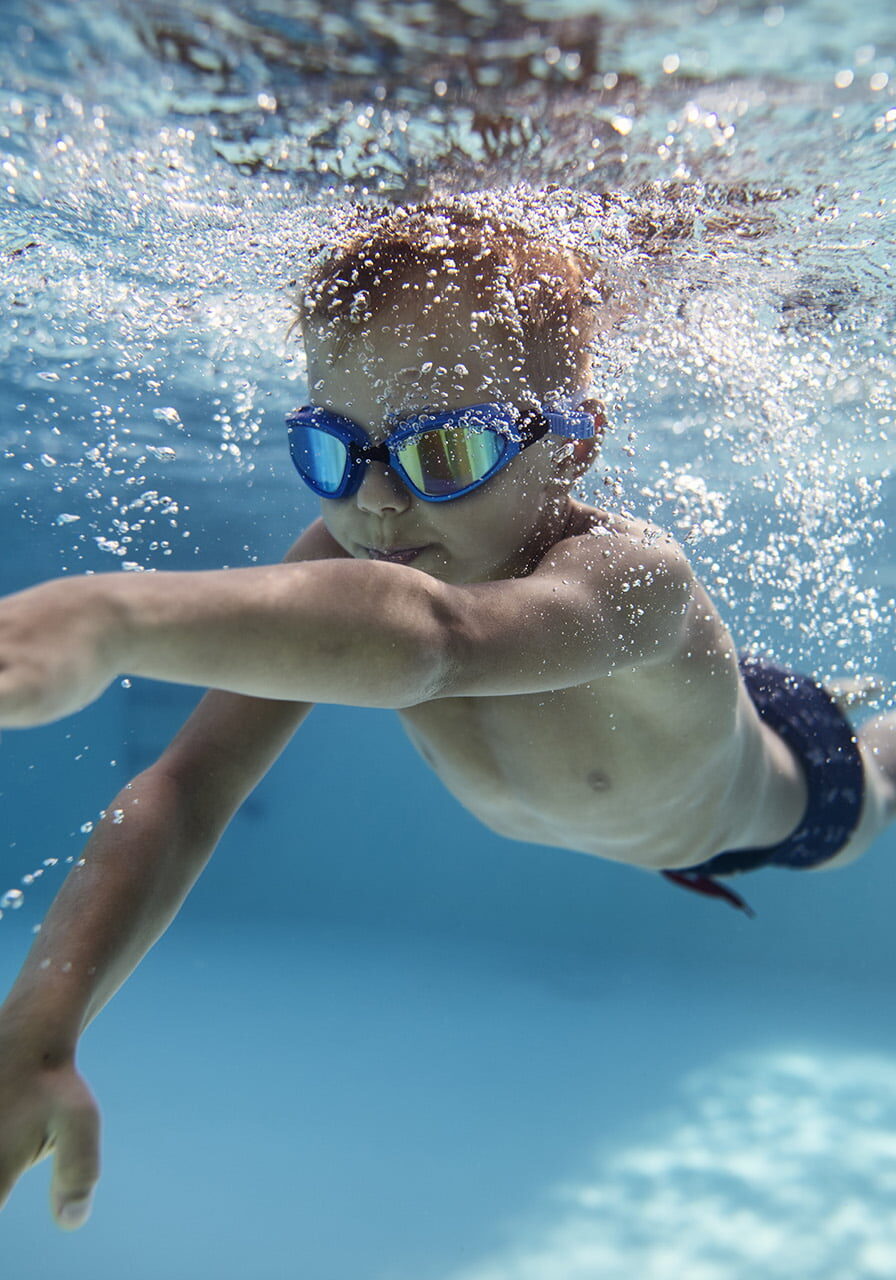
[662,656,865,916]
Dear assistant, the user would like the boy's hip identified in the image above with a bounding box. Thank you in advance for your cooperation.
[662,656,865,914]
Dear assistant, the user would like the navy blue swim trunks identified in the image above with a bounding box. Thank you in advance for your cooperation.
[662,656,865,916]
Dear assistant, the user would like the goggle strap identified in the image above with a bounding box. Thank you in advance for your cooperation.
[541,408,596,439]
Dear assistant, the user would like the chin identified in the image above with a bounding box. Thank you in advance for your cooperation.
[422,552,460,583]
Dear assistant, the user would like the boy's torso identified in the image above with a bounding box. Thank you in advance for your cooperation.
[395,506,805,871]
[399,651,771,870]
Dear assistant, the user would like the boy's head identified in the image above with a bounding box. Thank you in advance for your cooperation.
[293,203,611,583]
[298,202,607,404]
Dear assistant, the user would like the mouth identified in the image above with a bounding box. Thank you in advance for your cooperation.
[364,545,429,565]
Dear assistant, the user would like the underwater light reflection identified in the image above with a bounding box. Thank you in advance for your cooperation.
[444,1048,896,1280]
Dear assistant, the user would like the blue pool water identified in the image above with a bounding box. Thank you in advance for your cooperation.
[1,2,895,1277]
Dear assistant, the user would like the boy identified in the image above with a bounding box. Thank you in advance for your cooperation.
[0,203,893,1231]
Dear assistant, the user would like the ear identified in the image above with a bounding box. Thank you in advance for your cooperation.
[563,399,606,477]
[580,398,607,448]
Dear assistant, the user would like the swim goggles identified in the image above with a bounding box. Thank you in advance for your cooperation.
[285,402,596,503]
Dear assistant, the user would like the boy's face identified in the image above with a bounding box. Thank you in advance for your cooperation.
[303,289,583,585]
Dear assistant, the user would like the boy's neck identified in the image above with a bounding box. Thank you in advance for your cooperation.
[504,497,595,580]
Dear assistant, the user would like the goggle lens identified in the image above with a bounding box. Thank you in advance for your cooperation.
[395,425,507,498]
[290,423,350,495]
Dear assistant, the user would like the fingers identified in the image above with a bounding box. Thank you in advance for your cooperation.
[0,1117,52,1216]
[50,1087,101,1231]
[0,1162,20,1215]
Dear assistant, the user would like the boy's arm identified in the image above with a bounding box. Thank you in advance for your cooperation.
[436,526,706,695]
[0,522,338,1229]
[0,695,308,1230]
[1,691,312,1042]
[0,521,697,726]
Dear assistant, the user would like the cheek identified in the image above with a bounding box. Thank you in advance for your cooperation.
[438,497,518,556]
[319,501,353,546]
[483,456,552,514]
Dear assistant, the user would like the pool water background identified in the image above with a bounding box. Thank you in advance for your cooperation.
[4,669,896,1279]
[1,1,896,1276]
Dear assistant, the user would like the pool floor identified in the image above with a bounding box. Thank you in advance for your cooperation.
[3,914,896,1280]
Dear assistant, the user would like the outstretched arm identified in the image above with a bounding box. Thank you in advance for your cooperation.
[0,518,695,727]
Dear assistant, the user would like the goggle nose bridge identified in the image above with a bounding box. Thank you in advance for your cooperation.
[349,439,392,467]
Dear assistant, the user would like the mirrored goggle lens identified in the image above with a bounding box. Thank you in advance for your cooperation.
[395,426,507,497]
[290,425,350,494]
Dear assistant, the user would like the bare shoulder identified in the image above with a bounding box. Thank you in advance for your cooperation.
[533,503,738,679]
[535,505,695,604]
[284,517,351,562]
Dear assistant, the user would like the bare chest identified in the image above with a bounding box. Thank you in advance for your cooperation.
[398,672,737,867]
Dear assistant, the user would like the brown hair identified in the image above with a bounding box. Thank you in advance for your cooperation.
[296,202,607,399]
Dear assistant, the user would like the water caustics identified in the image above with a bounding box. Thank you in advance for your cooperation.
[444,1048,896,1280]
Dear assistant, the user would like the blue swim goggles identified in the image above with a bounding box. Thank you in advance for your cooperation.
[285,402,596,503]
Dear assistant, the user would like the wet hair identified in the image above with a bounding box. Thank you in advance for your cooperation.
[296,202,608,399]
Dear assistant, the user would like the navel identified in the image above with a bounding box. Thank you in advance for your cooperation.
[586,769,611,793]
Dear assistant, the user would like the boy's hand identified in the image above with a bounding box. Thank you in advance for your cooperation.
[0,578,122,727]
[0,1033,101,1230]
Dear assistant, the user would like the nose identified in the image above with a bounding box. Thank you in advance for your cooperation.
[354,461,412,516]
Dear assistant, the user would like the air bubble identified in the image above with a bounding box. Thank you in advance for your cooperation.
[153,407,183,426]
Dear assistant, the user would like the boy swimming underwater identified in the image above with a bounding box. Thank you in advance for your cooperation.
[0,203,894,1230]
